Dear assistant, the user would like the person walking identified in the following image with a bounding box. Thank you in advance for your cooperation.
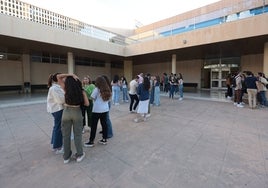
[57,73,89,164]
[47,73,65,154]
[129,75,139,113]
[84,76,112,147]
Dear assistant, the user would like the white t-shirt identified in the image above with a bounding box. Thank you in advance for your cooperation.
[91,87,109,113]
[129,79,138,95]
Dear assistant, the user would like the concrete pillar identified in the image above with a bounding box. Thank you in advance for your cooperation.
[263,42,268,75]
[172,54,176,74]
[105,61,111,78]
[124,60,133,82]
[22,54,31,93]
[67,52,74,74]
[263,42,268,99]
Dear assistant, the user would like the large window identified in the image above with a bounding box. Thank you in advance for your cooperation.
[31,52,67,64]
[75,56,105,67]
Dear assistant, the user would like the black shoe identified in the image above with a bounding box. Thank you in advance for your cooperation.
[84,141,94,147]
[98,139,107,145]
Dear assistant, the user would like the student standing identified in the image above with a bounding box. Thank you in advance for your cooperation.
[47,73,65,154]
[129,75,139,112]
[84,76,112,147]
[134,76,150,122]
[111,75,121,105]
[57,73,89,164]
[178,73,184,101]
[81,76,95,132]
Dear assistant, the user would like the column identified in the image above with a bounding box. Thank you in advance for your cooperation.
[105,61,111,78]
[172,54,176,74]
[22,54,31,93]
[263,42,268,75]
[263,42,268,99]
[67,52,74,74]
[124,60,133,82]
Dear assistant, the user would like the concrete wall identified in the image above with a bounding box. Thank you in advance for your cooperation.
[241,54,264,75]
[0,60,22,85]
[177,60,203,87]
[0,14,125,56]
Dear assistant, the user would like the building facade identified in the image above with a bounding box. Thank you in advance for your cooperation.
[0,0,268,92]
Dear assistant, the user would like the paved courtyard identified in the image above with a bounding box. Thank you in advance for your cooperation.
[0,95,268,188]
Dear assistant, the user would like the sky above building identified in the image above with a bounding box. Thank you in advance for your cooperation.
[22,0,219,29]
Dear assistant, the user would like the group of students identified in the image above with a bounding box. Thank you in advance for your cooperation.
[47,73,113,164]
[162,72,184,100]
[226,71,268,109]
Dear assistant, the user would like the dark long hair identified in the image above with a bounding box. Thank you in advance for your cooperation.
[64,76,84,105]
[112,74,119,83]
[95,76,111,101]
[143,77,150,91]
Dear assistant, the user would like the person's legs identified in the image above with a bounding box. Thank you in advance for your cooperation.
[252,89,257,108]
[106,111,113,138]
[179,85,183,98]
[89,112,99,142]
[259,91,267,106]
[100,112,108,140]
[247,89,253,108]
[115,86,120,104]
[133,94,139,111]
[72,108,84,156]
[61,107,72,160]
[86,102,93,128]
[129,94,134,111]
[51,109,63,149]
[154,86,160,106]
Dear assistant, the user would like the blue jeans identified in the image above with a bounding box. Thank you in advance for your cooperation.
[51,109,63,149]
[150,86,155,104]
[179,85,184,98]
[106,111,113,138]
[259,91,267,106]
[112,85,120,104]
[122,87,129,101]
[154,86,160,106]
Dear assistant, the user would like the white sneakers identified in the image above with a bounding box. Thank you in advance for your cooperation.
[76,152,86,163]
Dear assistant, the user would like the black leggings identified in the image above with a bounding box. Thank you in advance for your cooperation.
[129,94,139,111]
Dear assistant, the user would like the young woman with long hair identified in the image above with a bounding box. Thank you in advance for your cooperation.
[57,73,89,164]
[84,76,112,147]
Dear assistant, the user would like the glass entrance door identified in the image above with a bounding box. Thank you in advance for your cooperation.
[211,68,230,89]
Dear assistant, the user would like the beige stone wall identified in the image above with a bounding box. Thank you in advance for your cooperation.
[241,54,263,75]
[0,61,23,85]
[177,60,202,87]
[133,62,171,78]
[30,63,68,85]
